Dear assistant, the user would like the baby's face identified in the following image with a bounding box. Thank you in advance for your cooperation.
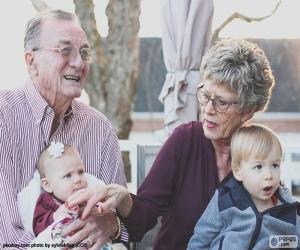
[233,145,282,210]
[44,150,88,201]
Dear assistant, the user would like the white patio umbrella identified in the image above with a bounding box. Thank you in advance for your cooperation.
[159,0,214,134]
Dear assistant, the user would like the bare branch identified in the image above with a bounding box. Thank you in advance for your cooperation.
[31,0,50,11]
[212,0,281,43]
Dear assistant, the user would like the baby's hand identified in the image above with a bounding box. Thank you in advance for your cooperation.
[53,204,78,221]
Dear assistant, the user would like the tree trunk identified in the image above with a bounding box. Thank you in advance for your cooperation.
[74,0,107,112]
[74,0,140,140]
[74,0,141,181]
[105,0,140,139]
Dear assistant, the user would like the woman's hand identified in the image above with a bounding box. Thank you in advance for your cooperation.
[66,184,133,219]
[99,184,133,218]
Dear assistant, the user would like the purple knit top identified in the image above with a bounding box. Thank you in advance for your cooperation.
[122,122,220,250]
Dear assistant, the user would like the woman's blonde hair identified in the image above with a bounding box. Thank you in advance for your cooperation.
[231,124,282,171]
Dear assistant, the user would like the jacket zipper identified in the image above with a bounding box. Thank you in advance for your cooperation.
[248,202,300,249]
[218,235,225,250]
[248,213,262,250]
[233,179,300,249]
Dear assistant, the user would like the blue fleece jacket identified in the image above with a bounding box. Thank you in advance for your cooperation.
[187,176,300,250]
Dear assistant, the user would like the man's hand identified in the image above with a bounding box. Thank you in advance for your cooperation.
[60,211,118,248]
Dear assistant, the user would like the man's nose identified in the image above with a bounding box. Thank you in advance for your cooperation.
[69,50,85,69]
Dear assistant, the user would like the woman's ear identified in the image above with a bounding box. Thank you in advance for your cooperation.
[241,109,255,123]
[41,178,52,193]
[232,167,243,181]
[25,51,37,76]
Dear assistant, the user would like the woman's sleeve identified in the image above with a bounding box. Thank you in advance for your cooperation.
[122,126,184,241]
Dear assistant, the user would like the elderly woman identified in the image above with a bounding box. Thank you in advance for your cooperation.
[68,39,275,250]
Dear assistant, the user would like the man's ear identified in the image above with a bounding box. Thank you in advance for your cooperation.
[232,167,243,182]
[25,51,37,76]
[41,178,52,193]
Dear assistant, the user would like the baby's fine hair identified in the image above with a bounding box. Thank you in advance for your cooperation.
[37,143,75,178]
[231,124,282,171]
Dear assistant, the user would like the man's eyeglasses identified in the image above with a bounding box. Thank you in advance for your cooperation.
[33,46,95,64]
[196,85,238,113]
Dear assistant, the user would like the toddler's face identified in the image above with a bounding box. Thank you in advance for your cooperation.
[233,144,281,210]
[43,150,88,201]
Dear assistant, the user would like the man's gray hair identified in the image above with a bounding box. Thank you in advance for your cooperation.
[24,9,78,52]
[200,39,275,112]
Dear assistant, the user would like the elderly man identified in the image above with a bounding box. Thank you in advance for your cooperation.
[0,9,127,249]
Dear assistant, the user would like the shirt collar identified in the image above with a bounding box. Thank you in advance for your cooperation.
[24,78,76,125]
[24,78,48,125]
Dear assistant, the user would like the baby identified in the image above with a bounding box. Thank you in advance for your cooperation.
[32,142,123,249]
[33,142,88,237]
[187,124,300,250]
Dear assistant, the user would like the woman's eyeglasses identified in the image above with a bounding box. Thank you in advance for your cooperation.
[196,85,238,113]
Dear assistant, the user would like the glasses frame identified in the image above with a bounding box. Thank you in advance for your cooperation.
[196,84,239,113]
[32,46,94,64]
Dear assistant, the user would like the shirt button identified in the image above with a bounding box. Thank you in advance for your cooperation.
[45,107,52,114]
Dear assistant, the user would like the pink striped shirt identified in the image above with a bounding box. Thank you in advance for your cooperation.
[0,80,127,248]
